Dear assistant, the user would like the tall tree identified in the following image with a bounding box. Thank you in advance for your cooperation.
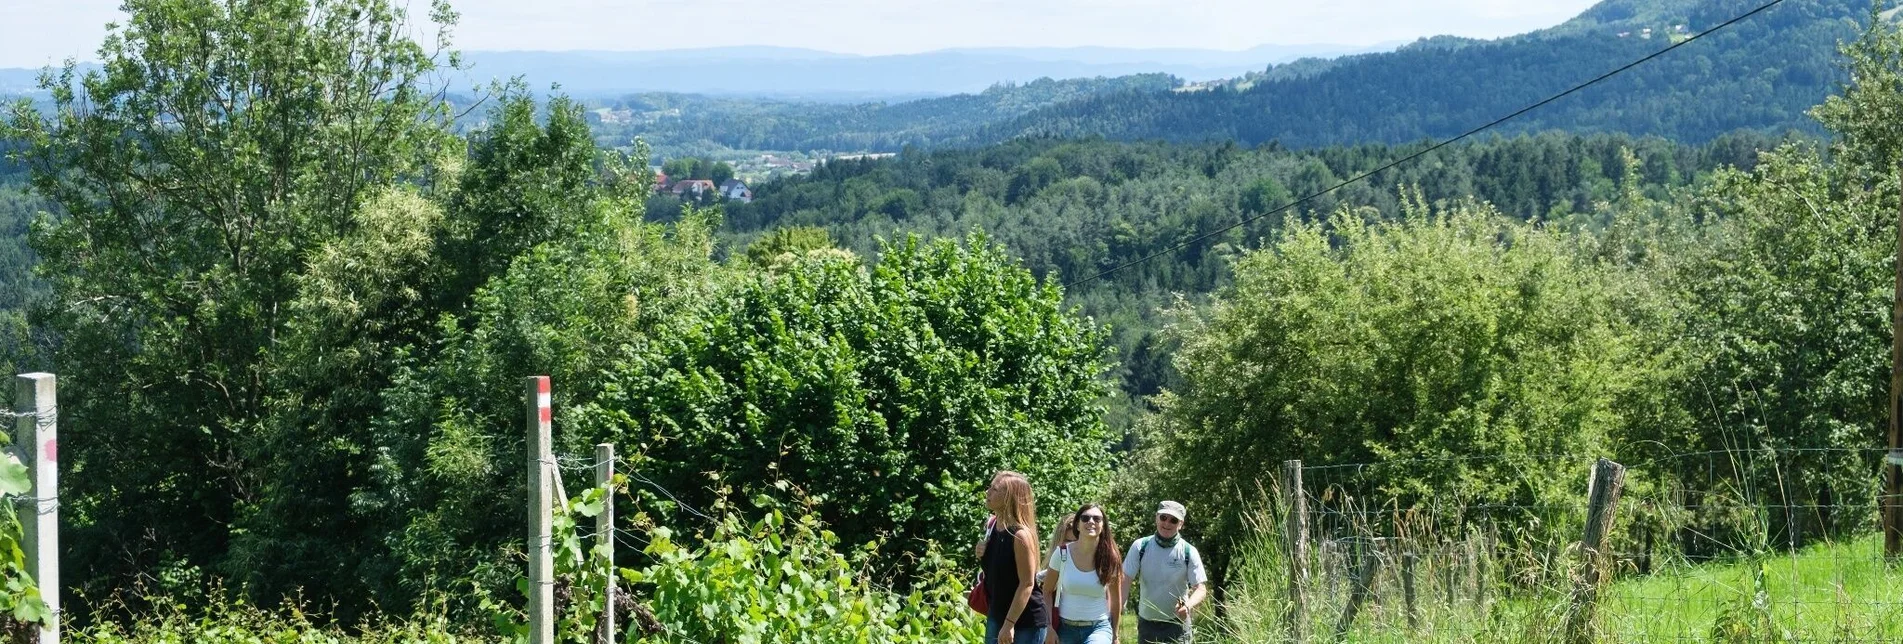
[2,0,458,612]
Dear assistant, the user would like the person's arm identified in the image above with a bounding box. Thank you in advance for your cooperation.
[1109,570,1124,641]
[997,528,1038,642]
[1120,539,1140,615]
[1183,582,1208,613]
[974,515,995,560]
[1175,546,1211,620]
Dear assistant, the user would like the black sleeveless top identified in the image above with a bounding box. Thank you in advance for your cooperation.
[982,525,1048,628]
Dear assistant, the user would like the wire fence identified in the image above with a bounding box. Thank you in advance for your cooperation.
[546,449,714,644]
[1223,448,1903,643]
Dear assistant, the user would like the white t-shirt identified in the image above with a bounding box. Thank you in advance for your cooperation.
[1047,544,1111,621]
[1122,535,1207,624]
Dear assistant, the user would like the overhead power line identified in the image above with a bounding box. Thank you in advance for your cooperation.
[1065,0,1792,289]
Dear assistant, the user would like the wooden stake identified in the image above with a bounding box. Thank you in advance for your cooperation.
[1566,458,1627,644]
[1334,540,1383,642]
[1888,163,1903,559]
[1283,460,1309,643]
[1403,549,1419,631]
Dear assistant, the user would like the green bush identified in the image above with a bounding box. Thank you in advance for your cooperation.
[69,597,477,644]
[1127,197,1673,573]
[628,501,980,644]
[371,225,1113,607]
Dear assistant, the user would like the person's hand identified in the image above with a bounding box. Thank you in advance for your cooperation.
[1175,598,1191,621]
[998,622,1015,643]
[1044,629,1059,644]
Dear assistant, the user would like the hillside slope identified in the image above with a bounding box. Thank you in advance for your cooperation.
[980,0,1877,147]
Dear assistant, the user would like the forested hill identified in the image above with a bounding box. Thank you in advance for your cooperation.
[977,0,1879,147]
[591,74,1179,155]
[711,131,1783,419]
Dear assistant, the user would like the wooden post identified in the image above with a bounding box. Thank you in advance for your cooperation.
[1566,458,1627,644]
[1471,528,1488,611]
[1333,540,1383,641]
[14,373,56,644]
[1402,550,1419,631]
[596,443,616,644]
[1888,163,1903,560]
[1282,460,1309,643]
[1442,538,1455,608]
[527,376,554,644]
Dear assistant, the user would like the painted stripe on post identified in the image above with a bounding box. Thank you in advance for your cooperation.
[535,377,552,424]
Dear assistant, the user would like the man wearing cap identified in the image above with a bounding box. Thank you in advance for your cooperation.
[1121,500,1207,643]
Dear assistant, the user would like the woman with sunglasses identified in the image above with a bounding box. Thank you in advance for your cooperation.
[1040,503,1123,644]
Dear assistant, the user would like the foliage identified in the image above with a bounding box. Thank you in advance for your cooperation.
[373,225,1113,607]
[592,74,1180,156]
[1658,146,1893,547]
[1211,504,1903,643]
[0,450,51,631]
[743,226,836,266]
[980,0,1868,147]
[1129,200,1675,576]
[659,157,735,185]
[485,486,980,644]
[68,594,477,644]
[723,132,1772,428]
[0,0,463,616]
[1650,10,1903,548]
[626,501,980,644]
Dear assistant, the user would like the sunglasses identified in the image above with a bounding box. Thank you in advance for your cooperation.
[1157,515,1181,525]
[1077,514,1104,524]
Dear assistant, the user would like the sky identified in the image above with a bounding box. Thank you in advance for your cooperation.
[0,0,1604,68]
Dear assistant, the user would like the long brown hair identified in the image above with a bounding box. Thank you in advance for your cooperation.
[1067,503,1123,588]
[991,471,1039,547]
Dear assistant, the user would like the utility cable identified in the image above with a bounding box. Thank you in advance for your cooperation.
[1065,0,1792,289]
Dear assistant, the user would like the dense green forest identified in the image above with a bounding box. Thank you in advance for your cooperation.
[0,150,42,375]
[585,0,1883,159]
[2,0,1903,641]
[979,0,1875,147]
[968,0,1884,150]
[588,74,1179,156]
[708,130,1789,419]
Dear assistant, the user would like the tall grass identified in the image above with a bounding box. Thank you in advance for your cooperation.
[1209,488,1903,643]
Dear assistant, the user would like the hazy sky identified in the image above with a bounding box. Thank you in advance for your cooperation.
[0,0,1603,68]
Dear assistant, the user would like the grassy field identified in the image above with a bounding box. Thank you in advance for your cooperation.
[1192,535,1903,643]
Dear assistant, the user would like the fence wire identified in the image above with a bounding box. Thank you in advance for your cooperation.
[1238,448,1903,643]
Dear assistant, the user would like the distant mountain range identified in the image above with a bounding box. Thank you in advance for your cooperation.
[978,0,1892,147]
[453,44,1390,101]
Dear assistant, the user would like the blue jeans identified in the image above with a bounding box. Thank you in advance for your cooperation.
[1056,618,1114,644]
[984,615,1048,644]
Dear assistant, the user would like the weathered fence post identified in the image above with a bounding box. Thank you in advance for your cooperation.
[1441,537,1456,609]
[1402,549,1419,631]
[1886,163,1903,560]
[1565,458,1626,644]
[596,442,616,644]
[1334,539,1383,641]
[14,373,56,644]
[1282,460,1309,643]
[527,376,554,644]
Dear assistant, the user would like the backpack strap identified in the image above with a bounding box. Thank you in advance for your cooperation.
[1130,536,1149,582]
